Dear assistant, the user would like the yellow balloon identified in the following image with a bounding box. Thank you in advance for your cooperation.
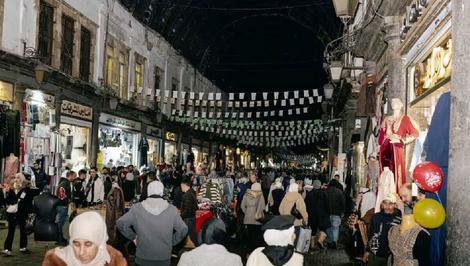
[413,198,446,229]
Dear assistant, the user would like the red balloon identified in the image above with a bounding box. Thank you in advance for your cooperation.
[413,161,443,193]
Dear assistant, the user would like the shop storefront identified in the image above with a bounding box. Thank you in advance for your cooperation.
[98,113,141,168]
[403,3,451,172]
[164,131,177,165]
[59,100,92,172]
[146,125,162,168]
[22,89,57,176]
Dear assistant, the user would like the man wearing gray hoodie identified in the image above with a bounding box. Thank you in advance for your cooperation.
[117,181,188,266]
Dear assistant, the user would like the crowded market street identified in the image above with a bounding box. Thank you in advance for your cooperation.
[0,0,467,265]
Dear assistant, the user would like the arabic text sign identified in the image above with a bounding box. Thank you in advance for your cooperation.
[61,100,93,120]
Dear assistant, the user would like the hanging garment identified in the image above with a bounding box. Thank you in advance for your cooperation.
[3,155,19,184]
[375,167,395,213]
[423,92,450,266]
[367,158,379,192]
[389,225,431,266]
[378,115,419,191]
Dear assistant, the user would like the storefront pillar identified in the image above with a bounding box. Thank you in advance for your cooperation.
[90,108,100,167]
[383,16,406,104]
[447,0,470,263]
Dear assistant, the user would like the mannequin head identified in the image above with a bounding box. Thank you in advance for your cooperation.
[391,98,404,112]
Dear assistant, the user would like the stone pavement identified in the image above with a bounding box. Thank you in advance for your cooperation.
[0,227,352,265]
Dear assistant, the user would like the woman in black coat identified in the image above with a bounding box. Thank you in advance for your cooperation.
[304,180,330,236]
[3,176,34,256]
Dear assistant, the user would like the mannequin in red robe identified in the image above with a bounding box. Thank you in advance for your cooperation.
[378,98,419,191]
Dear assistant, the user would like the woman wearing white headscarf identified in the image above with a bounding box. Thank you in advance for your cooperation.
[42,212,127,266]
[279,183,308,226]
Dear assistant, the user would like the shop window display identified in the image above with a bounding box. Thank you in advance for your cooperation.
[164,142,177,165]
[59,124,90,172]
[99,126,139,167]
[147,138,161,167]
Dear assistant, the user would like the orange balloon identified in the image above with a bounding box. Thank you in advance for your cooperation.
[413,198,446,229]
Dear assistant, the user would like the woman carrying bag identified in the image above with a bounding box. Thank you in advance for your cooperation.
[3,174,34,257]
[241,182,266,253]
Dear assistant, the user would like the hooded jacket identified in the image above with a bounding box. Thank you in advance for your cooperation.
[241,189,265,225]
[246,247,304,266]
[117,197,188,265]
[279,192,308,226]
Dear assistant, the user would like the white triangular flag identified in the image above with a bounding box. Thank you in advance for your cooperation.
[215,93,221,100]
[270,110,275,116]
[303,90,309,97]
[274,92,279,100]
[229,93,234,100]
[284,91,289,99]
[190,92,195,99]
[257,101,262,107]
[296,108,300,114]
[264,101,270,107]
[263,92,268,100]
[251,93,256,101]
[309,97,314,104]
[318,96,322,102]
[281,100,286,106]
[243,101,248,107]
[313,89,319,97]
[290,99,295,106]
[288,109,293,115]
[239,93,245,100]
[250,101,255,107]
[299,98,304,105]
[303,107,308,113]
[208,93,214,100]
[294,90,299,98]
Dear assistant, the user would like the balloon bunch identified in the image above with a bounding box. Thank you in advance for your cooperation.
[412,161,446,229]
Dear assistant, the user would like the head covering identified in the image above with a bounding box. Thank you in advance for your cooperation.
[289,178,295,184]
[262,215,295,231]
[383,193,397,203]
[312,180,322,189]
[273,178,283,189]
[148,181,164,196]
[200,218,227,245]
[288,183,299,193]
[304,178,312,186]
[261,216,296,265]
[54,212,111,266]
[251,182,261,191]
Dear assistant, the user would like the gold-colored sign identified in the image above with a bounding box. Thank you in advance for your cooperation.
[166,132,176,141]
[414,38,452,96]
[0,80,14,102]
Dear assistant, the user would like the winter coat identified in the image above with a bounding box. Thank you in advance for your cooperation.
[42,245,127,266]
[57,178,72,206]
[304,189,330,231]
[279,192,308,226]
[33,192,60,242]
[241,189,265,225]
[326,186,345,216]
[106,185,125,245]
[180,189,198,219]
[72,179,85,206]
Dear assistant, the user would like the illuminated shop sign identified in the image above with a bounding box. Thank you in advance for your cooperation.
[0,80,14,102]
[166,132,176,141]
[414,38,452,96]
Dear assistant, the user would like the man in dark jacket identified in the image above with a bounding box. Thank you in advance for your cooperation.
[56,170,76,245]
[180,176,199,246]
[72,169,87,207]
[305,180,330,248]
[363,195,401,265]
[326,179,345,248]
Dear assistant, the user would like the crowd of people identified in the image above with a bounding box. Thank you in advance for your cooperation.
[0,162,431,266]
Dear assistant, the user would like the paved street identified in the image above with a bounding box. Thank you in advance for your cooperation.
[0,227,352,266]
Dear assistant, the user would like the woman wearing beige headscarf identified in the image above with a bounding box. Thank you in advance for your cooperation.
[42,211,127,266]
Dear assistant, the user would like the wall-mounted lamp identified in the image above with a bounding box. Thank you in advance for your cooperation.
[323,83,335,100]
[34,63,49,83]
[329,61,343,82]
[109,98,119,110]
